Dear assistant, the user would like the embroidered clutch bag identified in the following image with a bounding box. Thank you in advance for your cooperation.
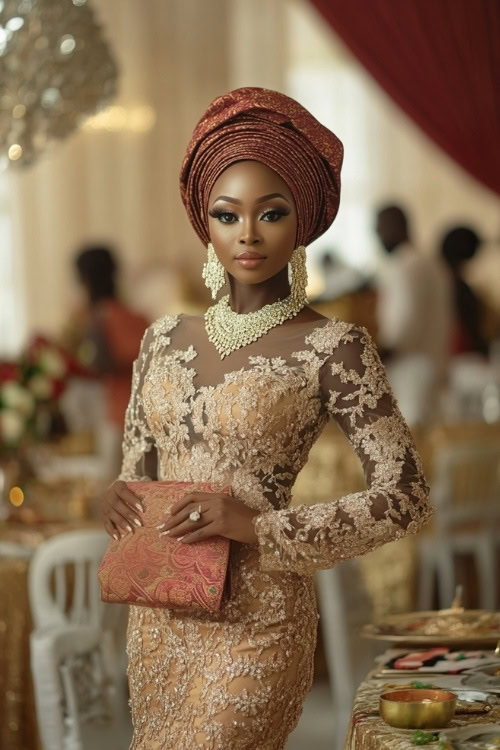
[97,481,231,612]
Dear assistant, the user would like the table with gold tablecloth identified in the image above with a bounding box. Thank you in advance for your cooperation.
[0,520,102,750]
[345,662,500,750]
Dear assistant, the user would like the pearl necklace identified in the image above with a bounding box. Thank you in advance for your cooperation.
[205,293,306,359]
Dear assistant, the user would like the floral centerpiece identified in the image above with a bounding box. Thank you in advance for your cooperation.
[0,362,34,452]
[0,336,78,455]
[0,336,90,520]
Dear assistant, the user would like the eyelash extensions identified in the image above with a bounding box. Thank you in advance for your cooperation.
[208,207,290,223]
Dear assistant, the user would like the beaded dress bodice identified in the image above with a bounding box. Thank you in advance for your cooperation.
[120,313,431,576]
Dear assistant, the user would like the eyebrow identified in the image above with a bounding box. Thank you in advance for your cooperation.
[213,192,290,205]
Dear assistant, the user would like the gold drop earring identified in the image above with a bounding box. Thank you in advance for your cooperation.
[202,242,226,300]
[289,245,308,304]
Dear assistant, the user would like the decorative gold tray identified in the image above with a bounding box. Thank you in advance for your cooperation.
[360,610,500,645]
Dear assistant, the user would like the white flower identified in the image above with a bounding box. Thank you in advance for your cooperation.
[29,374,53,400]
[1,381,35,416]
[38,348,67,378]
[0,409,25,444]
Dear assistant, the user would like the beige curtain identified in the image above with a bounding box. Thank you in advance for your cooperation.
[6,0,285,342]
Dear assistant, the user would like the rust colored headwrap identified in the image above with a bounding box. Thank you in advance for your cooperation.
[180,87,343,247]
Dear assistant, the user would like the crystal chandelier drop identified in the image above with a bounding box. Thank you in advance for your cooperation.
[0,0,119,169]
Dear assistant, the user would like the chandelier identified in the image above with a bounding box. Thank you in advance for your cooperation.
[0,0,118,169]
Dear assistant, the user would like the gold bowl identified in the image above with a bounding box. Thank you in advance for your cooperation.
[379,689,457,729]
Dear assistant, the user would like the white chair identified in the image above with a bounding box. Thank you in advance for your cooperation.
[317,560,385,750]
[28,529,130,750]
[418,439,500,611]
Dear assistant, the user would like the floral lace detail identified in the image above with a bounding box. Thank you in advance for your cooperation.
[119,314,432,749]
[119,315,179,481]
[254,326,431,575]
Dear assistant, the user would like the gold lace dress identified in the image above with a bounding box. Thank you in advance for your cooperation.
[120,313,432,750]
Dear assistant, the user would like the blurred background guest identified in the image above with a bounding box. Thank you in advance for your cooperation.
[438,226,500,423]
[70,245,148,475]
[375,204,452,426]
[441,226,488,357]
[465,229,500,343]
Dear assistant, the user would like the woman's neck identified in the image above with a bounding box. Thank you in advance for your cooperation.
[227,268,290,314]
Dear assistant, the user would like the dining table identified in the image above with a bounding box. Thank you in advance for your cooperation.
[345,644,500,750]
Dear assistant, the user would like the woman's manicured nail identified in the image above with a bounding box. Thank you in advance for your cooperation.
[113,534,119,540]
[160,529,170,536]
[126,525,132,533]
[135,504,144,512]
[156,523,165,530]
[134,518,141,527]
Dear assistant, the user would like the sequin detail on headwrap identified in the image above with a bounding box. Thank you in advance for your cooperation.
[180,87,343,247]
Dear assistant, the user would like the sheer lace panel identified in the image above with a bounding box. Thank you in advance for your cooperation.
[254,323,432,575]
[119,327,158,482]
[119,313,431,576]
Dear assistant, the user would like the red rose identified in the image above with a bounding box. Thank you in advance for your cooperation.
[0,362,19,383]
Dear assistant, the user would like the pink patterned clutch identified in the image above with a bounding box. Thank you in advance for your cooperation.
[97,481,231,612]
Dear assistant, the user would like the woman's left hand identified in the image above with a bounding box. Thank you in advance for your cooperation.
[157,492,260,545]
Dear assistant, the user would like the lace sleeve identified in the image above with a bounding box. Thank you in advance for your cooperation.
[253,324,432,575]
[118,325,158,482]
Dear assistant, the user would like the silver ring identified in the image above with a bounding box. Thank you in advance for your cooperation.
[189,504,202,523]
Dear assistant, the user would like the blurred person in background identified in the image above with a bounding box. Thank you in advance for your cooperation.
[441,226,488,357]
[375,204,452,426]
[73,245,148,474]
[465,227,500,343]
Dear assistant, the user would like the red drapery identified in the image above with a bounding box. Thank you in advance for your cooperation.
[309,0,500,196]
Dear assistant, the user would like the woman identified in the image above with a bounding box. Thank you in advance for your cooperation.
[440,226,488,357]
[100,88,432,750]
[74,245,149,432]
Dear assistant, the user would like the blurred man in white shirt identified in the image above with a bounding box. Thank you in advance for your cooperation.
[375,205,452,426]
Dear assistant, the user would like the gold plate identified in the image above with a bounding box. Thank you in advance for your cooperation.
[361,609,500,645]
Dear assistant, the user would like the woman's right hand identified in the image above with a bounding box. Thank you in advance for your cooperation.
[101,480,144,540]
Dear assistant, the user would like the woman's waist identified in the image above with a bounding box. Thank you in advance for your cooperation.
[157,463,293,512]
